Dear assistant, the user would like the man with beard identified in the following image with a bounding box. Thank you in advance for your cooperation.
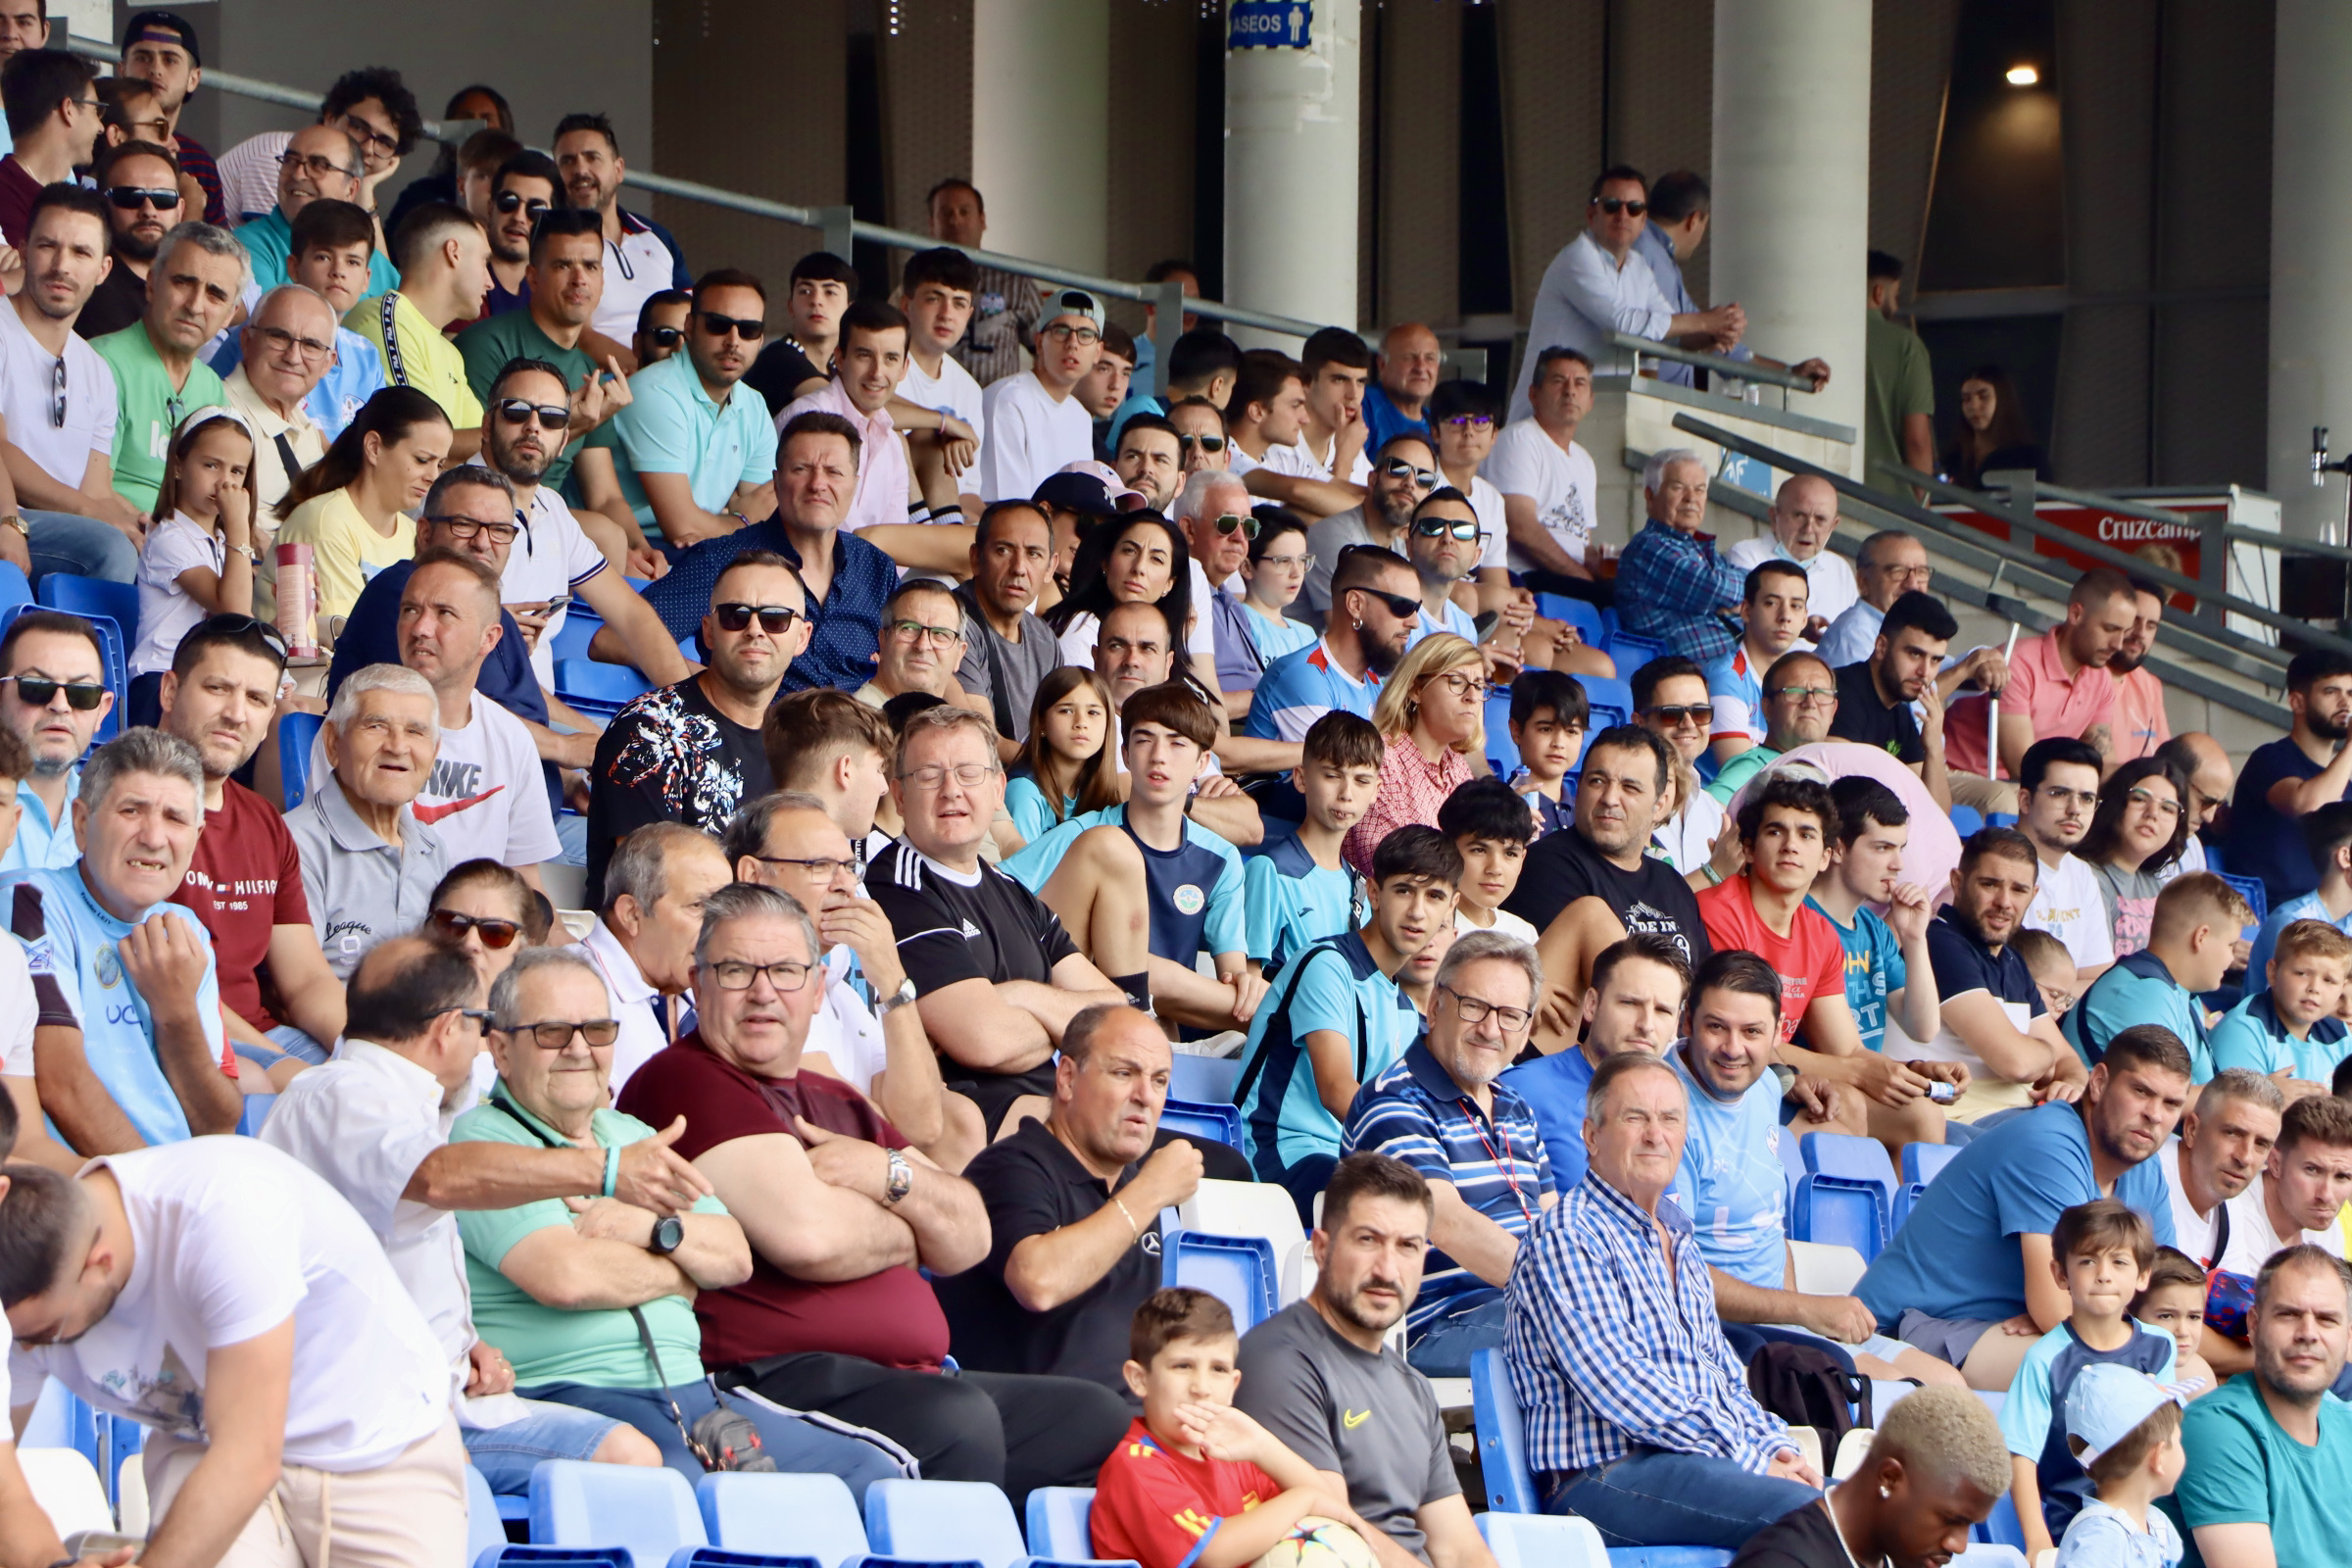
[1829,589,1965,814]
[1235,1152,1499,1568]
[2173,1244,2352,1564]
[2226,649,2352,906]
[1111,413,1182,513]
[552,112,689,345]
[1946,567,2133,784]
[479,150,556,318]
[158,615,346,1075]
[74,138,179,340]
[1247,545,1417,745]
[1906,827,2086,1119]
[1856,1023,2190,1391]
[2017,737,2115,982]
[612,268,777,558]
[2109,577,2170,761]
[1302,431,1435,618]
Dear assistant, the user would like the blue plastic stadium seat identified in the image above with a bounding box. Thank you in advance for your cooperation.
[1801,1132,1898,1193]
[1574,675,1635,720]
[279,710,323,809]
[1161,1231,1277,1330]
[1470,1348,1538,1514]
[1534,595,1607,647]
[1972,1493,2027,1551]
[0,562,31,611]
[1586,702,1629,733]
[2216,871,2267,932]
[1894,1142,1961,1232]
[1477,1510,1608,1568]
[1156,1099,1243,1152]
[1024,1488,1096,1561]
[1603,630,1666,669]
[2201,842,2226,874]
[1168,1054,1242,1104]
[864,1477,1132,1568]
[479,1550,631,1568]
[1486,690,1521,779]
[556,659,653,707]
[467,1464,508,1568]
[550,607,605,665]
[1601,1552,1733,1567]
[236,1094,277,1136]
[699,1473,871,1568]
[530,1459,709,1566]
[36,573,138,652]
[1949,805,1984,838]
[1790,1176,1886,1258]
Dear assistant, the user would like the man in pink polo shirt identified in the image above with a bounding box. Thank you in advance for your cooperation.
[2108,577,2172,762]
[1945,566,2133,783]
[778,298,915,537]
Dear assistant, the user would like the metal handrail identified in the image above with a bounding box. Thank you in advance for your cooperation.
[1605,330,1814,393]
[1676,412,2352,664]
[1959,468,2352,567]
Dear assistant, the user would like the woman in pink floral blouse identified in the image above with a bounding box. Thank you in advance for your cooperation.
[1344,631,1487,874]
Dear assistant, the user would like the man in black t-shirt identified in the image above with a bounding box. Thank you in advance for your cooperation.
[1502,725,1711,1038]
[1826,589,1959,813]
[865,705,1126,1137]
[584,551,808,904]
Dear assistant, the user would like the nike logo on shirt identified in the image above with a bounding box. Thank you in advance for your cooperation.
[414,786,507,823]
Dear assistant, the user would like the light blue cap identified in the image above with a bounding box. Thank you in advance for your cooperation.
[2063,1362,2204,1468]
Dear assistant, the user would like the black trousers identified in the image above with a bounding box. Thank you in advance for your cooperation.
[1514,568,1616,609]
[722,1352,1130,1509]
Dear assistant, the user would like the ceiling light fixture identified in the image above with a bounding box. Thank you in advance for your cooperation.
[2006,64,2040,86]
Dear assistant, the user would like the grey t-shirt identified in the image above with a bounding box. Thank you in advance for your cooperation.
[1234,1299,1457,1558]
[1302,506,1401,618]
[954,582,1059,743]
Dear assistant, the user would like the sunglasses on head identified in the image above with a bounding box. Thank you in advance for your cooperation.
[493,190,551,217]
[713,602,801,634]
[3,675,104,710]
[496,398,570,431]
[1210,514,1258,538]
[429,908,519,948]
[1412,516,1483,542]
[1595,197,1647,216]
[202,612,289,660]
[697,311,765,341]
[105,186,179,212]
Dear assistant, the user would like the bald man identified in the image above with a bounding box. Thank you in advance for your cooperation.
[1725,474,1858,644]
[1365,323,1441,454]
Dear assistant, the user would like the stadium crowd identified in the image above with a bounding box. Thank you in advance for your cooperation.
[0,18,2334,1568]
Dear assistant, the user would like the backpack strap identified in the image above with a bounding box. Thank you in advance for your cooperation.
[1234,942,1362,1110]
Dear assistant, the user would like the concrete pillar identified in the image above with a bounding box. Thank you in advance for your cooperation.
[971,0,1108,275]
[1225,0,1361,340]
[1708,0,1871,474]
[2268,0,2352,542]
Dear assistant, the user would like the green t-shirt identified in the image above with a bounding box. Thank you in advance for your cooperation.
[1705,743,1783,806]
[1862,309,1934,486]
[2168,1373,2352,1567]
[453,309,619,492]
[451,1091,729,1391]
[92,324,228,513]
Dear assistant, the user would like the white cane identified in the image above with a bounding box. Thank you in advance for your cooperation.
[1987,623,2021,780]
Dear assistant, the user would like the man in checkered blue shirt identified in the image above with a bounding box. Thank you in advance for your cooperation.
[1611,448,1745,665]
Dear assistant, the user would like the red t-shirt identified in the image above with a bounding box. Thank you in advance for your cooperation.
[1092,1418,1283,1568]
[1695,873,1844,1046]
[172,779,311,1031]
[614,1031,952,1372]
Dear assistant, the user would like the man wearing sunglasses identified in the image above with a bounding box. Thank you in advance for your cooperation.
[1400,486,1490,653]
[0,610,110,872]
[978,288,1103,504]
[217,283,332,518]
[1174,468,1263,705]
[1302,430,1436,618]
[73,137,178,342]
[0,48,99,249]
[234,123,394,302]
[1247,544,1419,747]
[585,551,807,906]
[348,202,490,462]
[1632,654,1732,880]
[115,11,226,220]
[479,150,560,321]
[634,289,691,370]
[612,267,779,555]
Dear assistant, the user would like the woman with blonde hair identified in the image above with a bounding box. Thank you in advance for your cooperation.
[1344,631,1485,875]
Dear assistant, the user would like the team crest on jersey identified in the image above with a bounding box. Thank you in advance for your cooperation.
[1173,884,1205,916]
[94,944,122,989]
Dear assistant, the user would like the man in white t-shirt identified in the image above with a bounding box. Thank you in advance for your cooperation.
[0,1136,464,1566]
[1227,348,1308,482]
[2207,1091,2352,1381]
[896,246,988,520]
[397,549,562,888]
[1481,345,1602,597]
[726,789,964,1161]
[1724,473,1858,640]
[1256,325,1372,514]
[579,822,732,1097]
[2157,1068,2284,1272]
[976,288,1102,502]
[2016,736,2116,984]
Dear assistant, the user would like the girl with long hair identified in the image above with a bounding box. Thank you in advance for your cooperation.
[272,385,454,643]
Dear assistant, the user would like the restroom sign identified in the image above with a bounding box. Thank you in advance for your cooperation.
[1230,1,1310,48]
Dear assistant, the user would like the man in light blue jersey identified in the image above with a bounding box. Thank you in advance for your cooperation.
[1245,545,1414,744]
[0,611,112,874]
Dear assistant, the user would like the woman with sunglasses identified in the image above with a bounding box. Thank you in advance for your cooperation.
[428,858,545,998]
[1239,510,1318,666]
[1045,512,1205,676]
[2078,757,2193,958]
[1343,632,1487,876]
[272,386,452,645]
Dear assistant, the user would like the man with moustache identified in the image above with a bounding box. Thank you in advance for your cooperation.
[479,150,557,318]
[74,138,180,339]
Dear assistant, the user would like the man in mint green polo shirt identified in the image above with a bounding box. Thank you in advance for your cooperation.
[450,944,899,1489]
[233,122,399,302]
[93,221,241,512]
[2169,1244,2352,1566]
[454,208,623,495]
[612,269,777,554]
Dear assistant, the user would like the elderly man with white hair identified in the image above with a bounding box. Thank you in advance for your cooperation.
[287,662,451,979]
[219,282,334,524]
[1176,466,1262,705]
[1612,447,1745,664]
[1724,473,1857,644]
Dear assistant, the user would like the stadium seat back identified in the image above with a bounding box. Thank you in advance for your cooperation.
[1168,1054,1242,1104]
[0,563,31,612]
[279,711,324,809]
[1791,1176,1886,1259]
[698,1472,869,1568]
[556,658,653,710]
[2216,872,2267,932]
[1156,1099,1243,1152]
[1160,1231,1278,1329]
[1574,675,1635,718]
[1475,1510,1607,1568]
[1596,1550,1732,1566]
[550,607,605,665]
[1800,1133,1897,1195]
[1973,1493,2028,1551]
[531,1459,707,1563]
[1485,690,1521,779]
[1178,1181,1308,1301]
[1949,805,1984,838]
[1586,702,1630,732]
[36,575,138,651]
[1533,596,1606,647]
[864,1478,1026,1568]
[17,1448,112,1541]
[1469,1348,1537,1514]
[1024,1488,1095,1561]
[467,1464,507,1567]
[1899,1143,1959,1188]
[236,1095,277,1135]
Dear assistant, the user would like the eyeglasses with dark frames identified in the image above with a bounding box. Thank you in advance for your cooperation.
[1176,433,1226,454]
[702,959,814,993]
[254,324,332,362]
[888,618,964,648]
[423,514,520,544]
[495,399,570,431]
[279,148,361,182]
[1437,984,1534,1033]
[1350,587,1423,620]
[497,1018,623,1049]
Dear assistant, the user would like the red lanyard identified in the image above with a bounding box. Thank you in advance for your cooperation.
[1458,1096,1538,1228]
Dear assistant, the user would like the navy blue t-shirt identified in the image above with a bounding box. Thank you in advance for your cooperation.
[2224,736,2340,905]
[1924,907,2045,1019]
[325,558,548,724]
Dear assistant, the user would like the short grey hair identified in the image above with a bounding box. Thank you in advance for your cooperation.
[720,790,831,865]
[1857,528,1922,570]
[1642,447,1706,494]
[325,662,437,739]
[157,220,252,290]
[1867,1385,2011,1496]
[251,282,336,331]
[2196,1066,2285,1120]
[1434,930,1543,1007]
[600,821,720,920]
[694,881,819,970]
[1583,1050,1681,1131]
[420,464,515,521]
[78,727,204,818]
[1176,466,1250,523]
[487,945,612,1030]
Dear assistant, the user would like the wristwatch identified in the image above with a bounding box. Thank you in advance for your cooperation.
[648,1215,686,1255]
[0,514,25,538]
[873,976,918,1018]
[883,1150,913,1206]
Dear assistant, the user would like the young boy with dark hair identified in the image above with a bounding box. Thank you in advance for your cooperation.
[2127,1247,2217,1397]
[1245,711,1381,971]
[1806,774,1943,1056]
[1438,776,1539,942]
[2053,1363,2189,1567]
[1506,669,1588,837]
[1093,1288,1381,1568]
[2001,1199,2180,1560]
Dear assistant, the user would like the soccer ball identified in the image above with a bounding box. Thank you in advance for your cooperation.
[1252,1517,1379,1568]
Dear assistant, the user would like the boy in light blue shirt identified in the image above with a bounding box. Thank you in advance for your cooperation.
[2053,1363,2189,1568]
[2063,874,2248,1079]
[2208,917,2352,1088]
[1243,712,1377,971]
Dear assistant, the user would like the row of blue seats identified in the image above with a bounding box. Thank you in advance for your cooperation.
[1783,1132,1958,1260]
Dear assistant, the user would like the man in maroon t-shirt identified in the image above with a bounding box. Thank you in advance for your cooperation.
[616,881,1132,1508]
[159,616,346,1084]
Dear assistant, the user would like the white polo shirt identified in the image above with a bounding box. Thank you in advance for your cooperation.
[502,488,612,690]
[580,914,671,1097]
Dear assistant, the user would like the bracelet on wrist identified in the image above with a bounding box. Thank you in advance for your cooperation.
[602,1143,620,1199]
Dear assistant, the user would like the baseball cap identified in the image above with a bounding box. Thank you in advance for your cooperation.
[1058,459,1146,510]
[1038,288,1104,336]
[1031,469,1120,519]
[122,10,201,66]
[2063,1364,2205,1470]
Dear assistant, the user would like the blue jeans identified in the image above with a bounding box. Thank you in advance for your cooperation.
[25,511,137,584]
[518,1378,904,1497]
[1542,1446,1820,1549]
[1406,1291,1507,1377]
[231,1024,331,1074]
[462,1399,622,1494]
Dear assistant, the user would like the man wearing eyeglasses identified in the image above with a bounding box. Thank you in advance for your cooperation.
[1342,930,1554,1375]
[349,202,490,462]
[217,283,331,519]
[1814,527,1932,669]
[855,579,964,711]
[2016,736,2118,985]
[1703,649,1838,808]
[612,268,780,556]
[1301,431,1437,619]
[216,66,419,236]
[0,48,99,249]
[978,289,1104,504]
[480,150,559,319]
[584,551,807,906]
[233,122,395,302]
[1704,560,1810,768]
[1724,474,1858,644]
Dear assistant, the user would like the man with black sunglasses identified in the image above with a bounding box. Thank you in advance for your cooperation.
[0,609,110,873]
[1246,544,1419,747]
[0,48,99,249]
[1175,467,1265,704]
[73,137,179,341]
[634,290,692,368]
[480,150,560,320]
[1302,430,1436,618]
[612,267,778,557]
[458,209,633,499]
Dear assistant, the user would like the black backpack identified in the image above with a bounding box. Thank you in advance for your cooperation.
[1745,1339,1870,1452]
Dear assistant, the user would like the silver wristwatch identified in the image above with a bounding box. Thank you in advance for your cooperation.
[873,977,918,1018]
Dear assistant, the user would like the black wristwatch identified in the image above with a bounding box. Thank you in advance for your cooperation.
[649,1214,685,1255]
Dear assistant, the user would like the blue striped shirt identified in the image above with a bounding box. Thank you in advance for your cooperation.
[1343,1041,1553,1331]
[1504,1172,1791,1477]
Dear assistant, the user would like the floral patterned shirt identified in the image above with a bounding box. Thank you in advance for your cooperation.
[585,675,771,906]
